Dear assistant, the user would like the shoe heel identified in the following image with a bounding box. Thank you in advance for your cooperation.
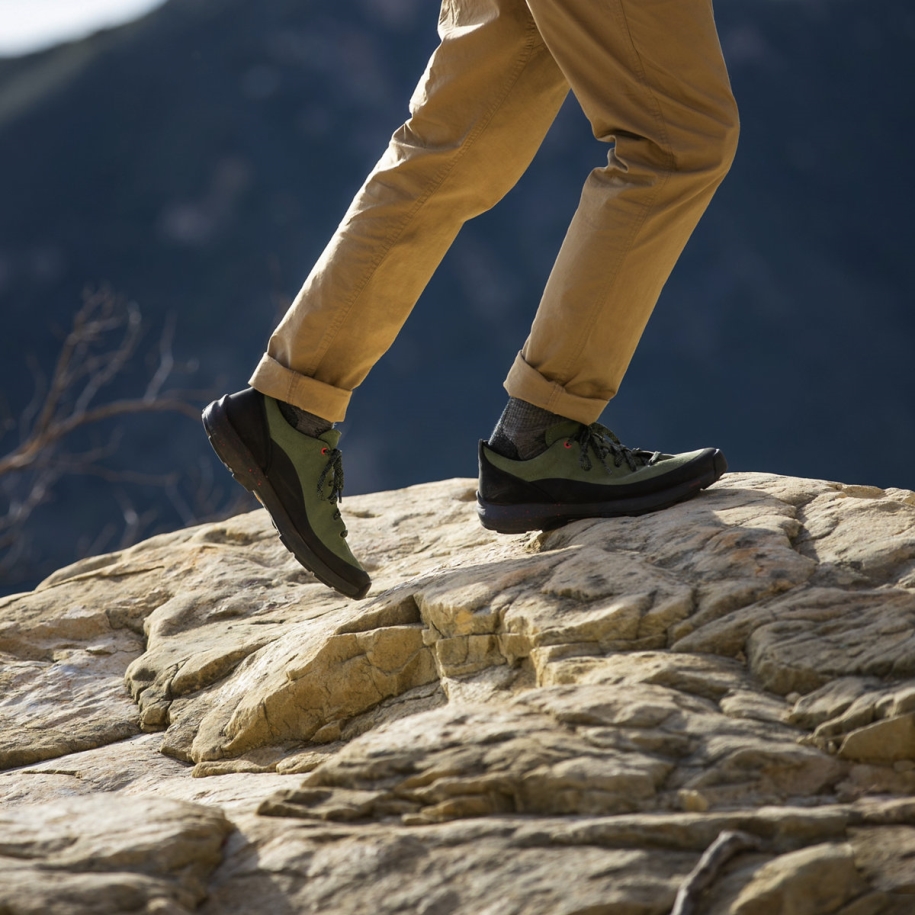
[477,499,547,534]
[202,397,267,498]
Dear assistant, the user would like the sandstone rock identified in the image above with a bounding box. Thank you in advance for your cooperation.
[256,678,846,825]
[0,732,303,822]
[788,677,885,732]
[2,472,915,913]
[0,588,144,769]
[850,826,915,894]
[835,764,915,805]
[702,842,867,915]
[0,794,232,915]
[839,714,915,764]
[200,814,698,915]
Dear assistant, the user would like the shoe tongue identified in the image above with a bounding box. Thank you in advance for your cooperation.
[319,428,342,448]
[544,420,585,446]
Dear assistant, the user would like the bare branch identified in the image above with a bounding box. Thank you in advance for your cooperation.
[0,397,199,477]
[165,476,197,527]
[31,296,92,437]
[19,354,47,443]
[112,488,159,550]
[70,465,181,488]
[0,288,231,591]
[72,300,142,415]
[0,472,56,538]
[76,522,119,563]
[144,313,177,402]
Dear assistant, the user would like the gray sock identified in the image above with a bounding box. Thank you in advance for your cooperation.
[278,400,334,438]
[488,397,567,460]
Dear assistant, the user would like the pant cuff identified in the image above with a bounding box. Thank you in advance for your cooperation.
[503,352,607,425]
[249,354,351,423]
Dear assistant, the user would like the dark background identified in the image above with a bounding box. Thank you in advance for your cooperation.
[1,0,913,593]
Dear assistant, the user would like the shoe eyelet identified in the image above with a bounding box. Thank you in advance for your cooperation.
[564,441,572,449]
[321,447,328,454]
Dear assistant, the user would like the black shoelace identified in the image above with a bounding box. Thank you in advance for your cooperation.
[570,423,660,473]
[316,446,347,534]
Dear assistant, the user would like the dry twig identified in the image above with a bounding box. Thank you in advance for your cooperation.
[0,288,220,583]
[670,830,762,915]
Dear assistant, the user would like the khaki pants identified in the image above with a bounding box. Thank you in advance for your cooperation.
[250,0,738,425]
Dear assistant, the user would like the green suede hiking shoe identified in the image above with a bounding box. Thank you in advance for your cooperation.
[202,387,370,599]
[477,420,727,534]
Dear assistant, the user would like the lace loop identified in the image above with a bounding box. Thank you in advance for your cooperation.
[571,424,659,473]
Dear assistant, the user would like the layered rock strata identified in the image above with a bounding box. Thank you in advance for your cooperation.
[2,472,915,913]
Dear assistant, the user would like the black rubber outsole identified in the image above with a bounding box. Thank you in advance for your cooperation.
[201,398,370,600]
[477,450,727,535]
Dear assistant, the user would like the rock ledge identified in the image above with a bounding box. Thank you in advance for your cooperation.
[3,472,915,913]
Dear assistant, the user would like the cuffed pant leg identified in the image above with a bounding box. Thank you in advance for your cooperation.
[505,0,739,424]
[250,0,569,421]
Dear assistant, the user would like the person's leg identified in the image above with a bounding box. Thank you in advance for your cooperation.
[250,0,569,421]
[479,0,738,531]
[206,0,571,599]
[503,0,739,423]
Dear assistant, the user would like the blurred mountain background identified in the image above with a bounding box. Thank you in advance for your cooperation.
[1,0,913,594]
